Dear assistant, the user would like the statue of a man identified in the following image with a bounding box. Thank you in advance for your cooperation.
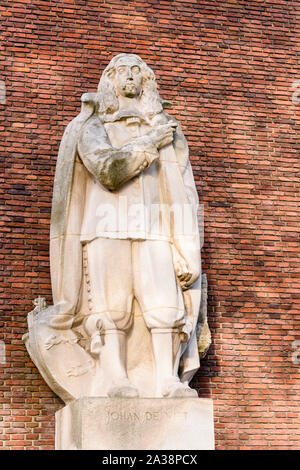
[25,54,205,402]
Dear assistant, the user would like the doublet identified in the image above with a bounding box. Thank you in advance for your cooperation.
[78,114,171,242]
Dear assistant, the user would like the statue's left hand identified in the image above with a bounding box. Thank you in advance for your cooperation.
[171,246,198,290]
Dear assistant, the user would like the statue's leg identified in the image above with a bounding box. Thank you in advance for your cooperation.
[151,329,197,398]
[84,238,138,398]
[100,330,139,398]
[134,240,198,398]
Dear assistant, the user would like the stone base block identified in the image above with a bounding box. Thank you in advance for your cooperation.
[55,397,214,450]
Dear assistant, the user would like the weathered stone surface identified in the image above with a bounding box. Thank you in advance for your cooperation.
[55,397,214,450]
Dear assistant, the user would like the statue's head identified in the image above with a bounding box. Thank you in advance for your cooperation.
[97,53,163,118]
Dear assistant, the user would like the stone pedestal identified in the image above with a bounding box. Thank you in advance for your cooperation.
[55,397,214,450]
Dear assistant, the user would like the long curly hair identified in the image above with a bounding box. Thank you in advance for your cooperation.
[96,53,163,118]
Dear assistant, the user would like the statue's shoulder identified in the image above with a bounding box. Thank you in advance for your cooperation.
[82,113,103,129]
[79,113,107,141]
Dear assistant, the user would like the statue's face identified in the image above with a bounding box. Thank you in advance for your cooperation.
[114,57,143,98]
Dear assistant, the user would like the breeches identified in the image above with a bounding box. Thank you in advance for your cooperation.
[82,238,185,331]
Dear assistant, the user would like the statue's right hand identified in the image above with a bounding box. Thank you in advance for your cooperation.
[149,123,177,150]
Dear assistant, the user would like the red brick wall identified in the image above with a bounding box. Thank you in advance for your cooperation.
[0,0,299,450]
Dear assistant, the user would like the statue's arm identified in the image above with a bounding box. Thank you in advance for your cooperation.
[77,116,159,191]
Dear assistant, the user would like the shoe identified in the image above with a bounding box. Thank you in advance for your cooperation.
[162,378,198,398]
[107,378,139,398]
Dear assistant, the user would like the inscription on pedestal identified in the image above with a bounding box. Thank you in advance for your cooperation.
[104,407,188,425]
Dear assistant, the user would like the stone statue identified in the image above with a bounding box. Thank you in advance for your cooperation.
[23,54,211,404]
